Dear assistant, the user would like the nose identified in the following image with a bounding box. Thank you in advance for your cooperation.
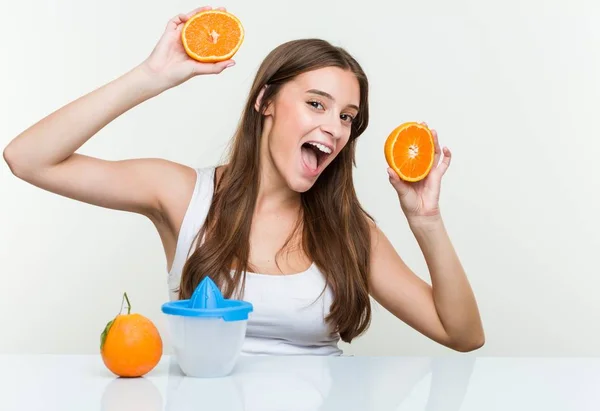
[319,114,344,140]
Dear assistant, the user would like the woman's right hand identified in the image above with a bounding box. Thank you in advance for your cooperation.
[139,5,235,92]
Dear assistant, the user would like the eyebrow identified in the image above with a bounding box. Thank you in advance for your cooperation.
[306,89,359,111]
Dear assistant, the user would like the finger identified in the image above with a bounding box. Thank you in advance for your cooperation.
[186,5,213,18]
[167,6,213,31]
[431,146,452,178]
[387,167,411,197]
[439,146,452,174]
[216,6,227,11]
[431,128,442,167]
[420,122,440,165]
[192,59,236,75]
[166,13,189,30]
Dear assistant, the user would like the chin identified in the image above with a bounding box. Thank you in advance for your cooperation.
[286,175,316,193]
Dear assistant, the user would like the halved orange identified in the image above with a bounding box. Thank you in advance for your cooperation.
[181,10,244,63]
[384,122,435,182]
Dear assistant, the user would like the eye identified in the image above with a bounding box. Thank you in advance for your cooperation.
[307,100,324,110]
[341,113,355,124]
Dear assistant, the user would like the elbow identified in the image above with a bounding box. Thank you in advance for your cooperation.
[3,143,18,175]
[451,333,485,353]
[4,142,29,179]
[2,144,15,174]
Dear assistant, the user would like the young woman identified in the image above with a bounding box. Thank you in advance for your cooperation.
[4,6,484,356]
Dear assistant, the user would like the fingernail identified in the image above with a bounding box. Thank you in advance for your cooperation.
[226,62,235,68]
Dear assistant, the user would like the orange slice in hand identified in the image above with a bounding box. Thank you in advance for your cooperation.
[384,122,435,182]
[181,10,244,63]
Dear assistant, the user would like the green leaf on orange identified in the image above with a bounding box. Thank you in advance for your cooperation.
[100,318,115,351]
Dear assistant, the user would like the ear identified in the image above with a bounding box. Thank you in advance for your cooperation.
[254,85,273,115]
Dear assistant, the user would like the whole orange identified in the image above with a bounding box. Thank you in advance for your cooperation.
[100,292,163,378]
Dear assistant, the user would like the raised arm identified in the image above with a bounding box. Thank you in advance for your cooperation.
[3,6,234,220]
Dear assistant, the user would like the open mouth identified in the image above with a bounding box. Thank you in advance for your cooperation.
[301,141,332,173]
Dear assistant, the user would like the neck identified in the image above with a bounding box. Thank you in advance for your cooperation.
[256,157,300,214]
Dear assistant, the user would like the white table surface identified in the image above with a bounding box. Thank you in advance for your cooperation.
[1,354,599,410]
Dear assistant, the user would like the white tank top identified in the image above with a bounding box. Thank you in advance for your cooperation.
[167,166,343,356]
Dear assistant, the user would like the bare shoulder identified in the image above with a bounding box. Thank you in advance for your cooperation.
[115,157,199,267]
[366,218,388,256]
[140,157,198,227]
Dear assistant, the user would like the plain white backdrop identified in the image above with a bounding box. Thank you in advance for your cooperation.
[1,0,598,357]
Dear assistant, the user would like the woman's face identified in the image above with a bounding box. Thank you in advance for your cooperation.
[259,66,361,193]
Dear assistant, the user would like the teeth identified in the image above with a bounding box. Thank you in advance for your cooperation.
[307,142,332,154]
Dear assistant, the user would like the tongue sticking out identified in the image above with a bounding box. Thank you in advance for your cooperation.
[301,145,318,172]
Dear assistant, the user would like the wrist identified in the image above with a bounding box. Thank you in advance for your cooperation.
[130,63,172,97]
[407,213,444,233]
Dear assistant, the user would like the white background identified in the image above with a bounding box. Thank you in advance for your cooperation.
[1,0,598,357]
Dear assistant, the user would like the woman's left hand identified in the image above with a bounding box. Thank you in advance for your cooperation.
[387,122,452,224]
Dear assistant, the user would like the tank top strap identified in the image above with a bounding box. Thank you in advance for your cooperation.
[167,166,216,299]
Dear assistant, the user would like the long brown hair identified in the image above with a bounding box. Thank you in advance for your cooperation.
[177,38,374,343]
